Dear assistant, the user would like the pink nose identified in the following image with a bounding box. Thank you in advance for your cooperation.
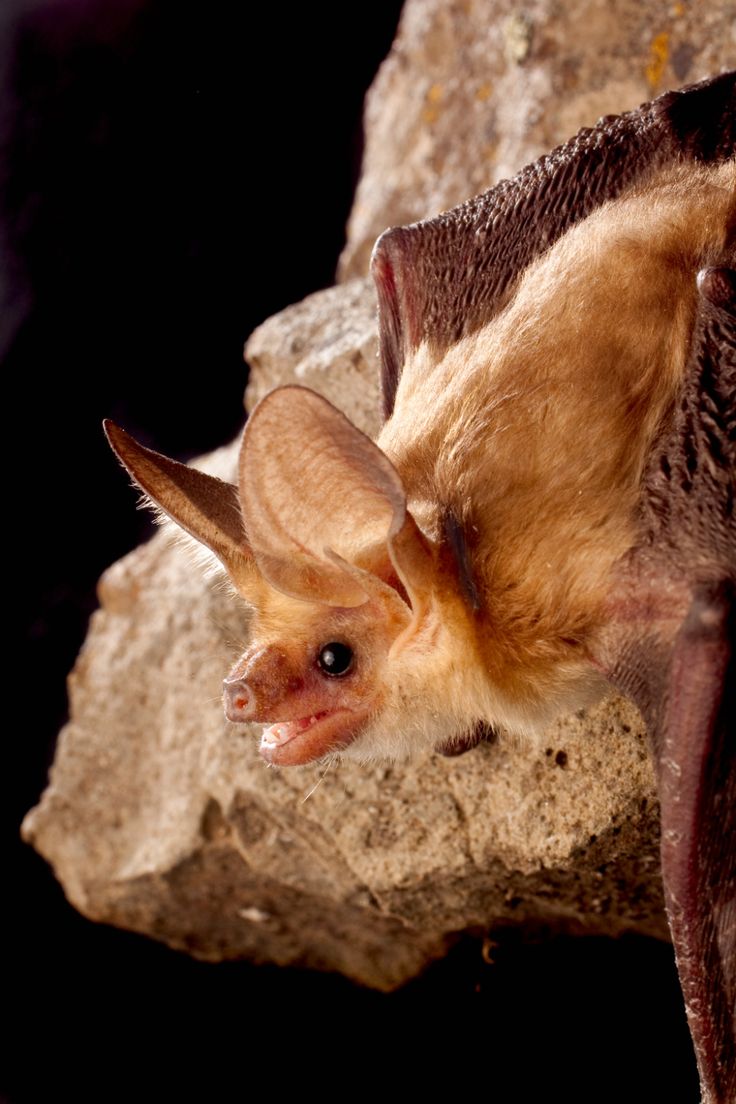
[222,677,255,723]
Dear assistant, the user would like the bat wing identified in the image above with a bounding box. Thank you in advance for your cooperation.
[372,70,735,418]
[598,265,735,1104]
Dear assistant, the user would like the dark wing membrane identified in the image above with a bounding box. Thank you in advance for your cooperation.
[599,269,736,1104]
[372,70,735,419]
[661,582,735,1104]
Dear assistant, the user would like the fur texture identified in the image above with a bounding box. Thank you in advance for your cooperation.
[375,161,735,743]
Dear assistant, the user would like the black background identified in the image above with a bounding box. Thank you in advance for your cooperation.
[7,3,699,1100]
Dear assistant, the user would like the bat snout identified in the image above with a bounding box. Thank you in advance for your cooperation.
[222,676,256,723]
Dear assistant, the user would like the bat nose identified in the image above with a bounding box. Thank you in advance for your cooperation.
[222,676,255,723]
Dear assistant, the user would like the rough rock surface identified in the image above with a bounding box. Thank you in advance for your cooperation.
[340,0,735,278]
[23,470,665,986]
[245,277,381,439]
[24,315,666,989]
[24,0,727,985]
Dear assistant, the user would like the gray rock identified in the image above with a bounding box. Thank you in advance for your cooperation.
[23,320,666,988]
[22,503,665,986]
[245,277,381,438]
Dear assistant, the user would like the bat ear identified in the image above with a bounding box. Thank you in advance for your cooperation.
[239,386,435,610]
[371,227,422,420]
[104,421,257,596]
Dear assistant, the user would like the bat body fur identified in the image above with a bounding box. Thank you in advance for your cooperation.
[105,73,735,1104]
[376,162,734,747]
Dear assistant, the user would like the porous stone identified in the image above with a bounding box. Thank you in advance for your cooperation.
[245,277,381,438]
[23,492,665,987]
[23,351,666,989]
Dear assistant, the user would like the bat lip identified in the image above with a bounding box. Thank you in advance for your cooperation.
[259,707,364,766]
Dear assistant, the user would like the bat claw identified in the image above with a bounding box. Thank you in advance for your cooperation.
[696,266,736,311]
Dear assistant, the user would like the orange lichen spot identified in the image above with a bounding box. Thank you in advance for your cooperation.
[672,2,685,15]
[646,31,670,90]
[423,83,444,125]
[476,82,493,102]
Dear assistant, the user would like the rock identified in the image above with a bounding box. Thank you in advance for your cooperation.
[23,321,666,989]
[26,0,723,985]
[245,277,381,438]
[339,0,735,278]
[22,494,665,986]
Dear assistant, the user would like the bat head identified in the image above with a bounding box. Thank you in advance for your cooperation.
[105,387,483,766]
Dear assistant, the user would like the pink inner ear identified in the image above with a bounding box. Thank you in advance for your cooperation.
[323,545,412,611]
[239,386,410,605]
[256,550,370,608]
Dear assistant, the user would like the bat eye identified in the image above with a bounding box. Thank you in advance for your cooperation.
[317,642,354,677]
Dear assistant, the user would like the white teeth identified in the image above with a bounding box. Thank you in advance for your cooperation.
[261,723,294,747]
[261,713,326,749]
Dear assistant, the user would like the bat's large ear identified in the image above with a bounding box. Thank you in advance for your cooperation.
[239,386,435,611]
[104,421,256,596]
[371,227,421,421]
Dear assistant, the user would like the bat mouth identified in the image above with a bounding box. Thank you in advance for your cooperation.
[259,709,360,766]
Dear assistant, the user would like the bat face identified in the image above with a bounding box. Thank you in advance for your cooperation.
[221,580,409,766]
[221,584,488,766]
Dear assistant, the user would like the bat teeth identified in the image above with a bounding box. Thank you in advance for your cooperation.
[262,722,296,747]
[261,712,330,749]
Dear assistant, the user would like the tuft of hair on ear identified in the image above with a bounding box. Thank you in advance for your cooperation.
[103,418,256,595]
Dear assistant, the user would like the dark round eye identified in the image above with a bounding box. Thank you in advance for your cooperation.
[317,642,354,677]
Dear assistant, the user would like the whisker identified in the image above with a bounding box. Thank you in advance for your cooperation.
[300,757,335,803]
[206,614,251,655]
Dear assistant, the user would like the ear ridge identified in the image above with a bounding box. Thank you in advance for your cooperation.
[322,546,408,613]
[254,550,370,608]
[386,511,441,658]
[104,420,254,586]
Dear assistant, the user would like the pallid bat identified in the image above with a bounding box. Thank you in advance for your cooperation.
[105,72,735,1104]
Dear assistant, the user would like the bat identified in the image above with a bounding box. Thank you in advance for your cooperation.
[105,72,735,1103]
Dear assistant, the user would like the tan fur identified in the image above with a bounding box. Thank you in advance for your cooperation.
[377,161,735,738]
